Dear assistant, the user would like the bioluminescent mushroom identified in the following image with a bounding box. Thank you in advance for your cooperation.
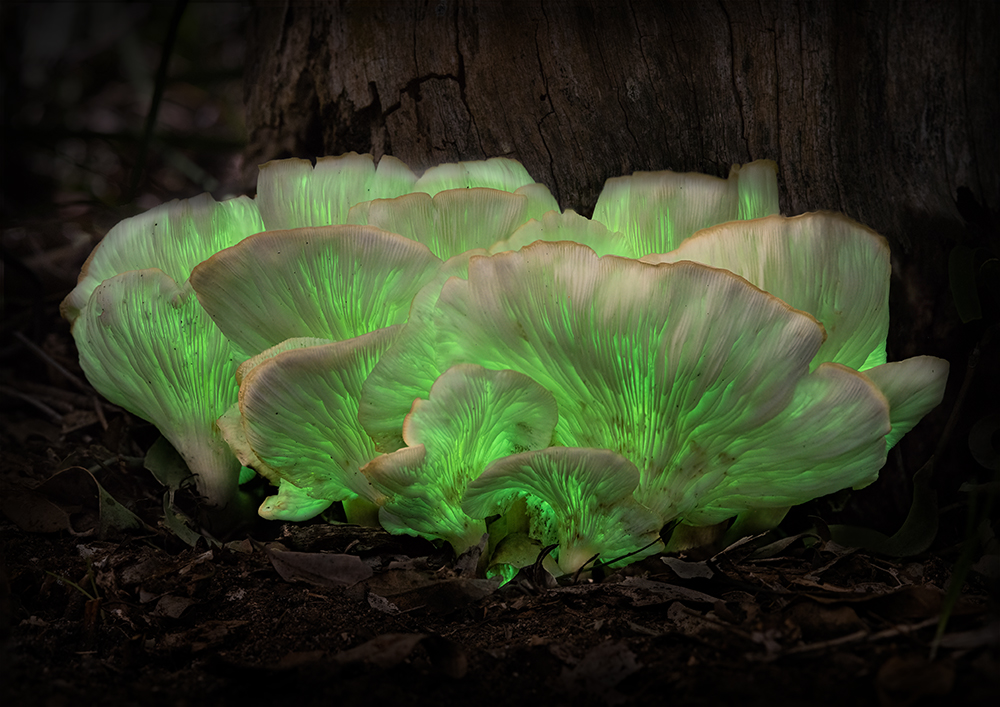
[640,211,949,451]
[642,211,890,371]
[190,225,444,358]
[62,193,267,521]
[62,192,264,322]
[361,364,558,555]
[484,532,561,584]
[490,209,629,258]
[73,270,250,517]
[463,447,665,575]
[233,327,402,525]
[360,241,902,529]
[255,152,418,231]
[347,186,558,260]
[216,336,335,520]
[412,156,549,196]
[592,159,780,257]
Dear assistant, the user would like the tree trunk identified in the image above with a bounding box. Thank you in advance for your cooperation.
[243,0,998,526]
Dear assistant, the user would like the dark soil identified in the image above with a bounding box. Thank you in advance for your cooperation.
[1,463,997,707]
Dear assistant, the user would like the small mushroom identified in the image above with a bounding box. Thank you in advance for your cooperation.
[463,447,664,575]
[347,186,557,260]
[255,152,418,231]
[362,364,558,555]
[413,156,550,196]
[234,327,402,524]
[61,192,264,323]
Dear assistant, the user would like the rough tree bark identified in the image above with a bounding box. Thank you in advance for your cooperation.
[242,0,998,524]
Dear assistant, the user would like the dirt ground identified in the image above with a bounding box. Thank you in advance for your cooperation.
[1,435,997,707]
[2,4,997,705]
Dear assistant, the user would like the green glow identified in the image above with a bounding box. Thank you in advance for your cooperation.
[485,563,518,585]
[643,212,891,372]
[485,532,559,583]
[65,153,949,563]
[591,159,779,257]
[862,357,949,450]
[362,241,895,526]
[347,188,537,260]
[491,209,634,258]
[74,270,243,508]
[237,327,401,508]
[414,157,545,196]
[238,466,257,484]
[259,478,334,521]
[191,226,443,358]
[62,193,264,322]
[362,365,558,554]
[464,448,664,575]
[255,153,418,231]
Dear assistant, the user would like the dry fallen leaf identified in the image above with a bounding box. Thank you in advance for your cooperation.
[263,543,373,587]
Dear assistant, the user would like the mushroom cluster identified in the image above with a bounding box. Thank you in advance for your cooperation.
[64,153,948,574]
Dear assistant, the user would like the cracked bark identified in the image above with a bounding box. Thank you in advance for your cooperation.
[245,0,996,235]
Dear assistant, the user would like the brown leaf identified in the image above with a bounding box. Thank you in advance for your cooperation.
[787,602,867,641]
[264,544,373,588]
[152,595,198,619]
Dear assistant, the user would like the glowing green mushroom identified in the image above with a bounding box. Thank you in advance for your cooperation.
[862,356,950,451]
[61,192,264,322]
[491,209,631,258]
[190,225,443,358]
[641,211,949,450]
[360,241,897,528]
[592,159,779,256]
[234,327,402,524]
[642,212,890,371]
[255,152,418,231]
[61,193,266,521]
[413,156,549,196]
[361,364,558,555]
[463,447,664,575]
[347,187,556,260]
[216,337,335,520]
[73,270,249,516]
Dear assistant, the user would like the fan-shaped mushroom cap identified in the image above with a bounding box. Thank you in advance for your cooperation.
[463,448,664,575]
[592,159,779,256]
[361,241,893,526]
[217,337,335,484]
[413,156,549,196]
[255,153,418,231]
[643,212,891,371]
[491,210,632,258]
[236,327,401,514]
[61,193,264,322]
[862,356,949,451]
[73,269,244,509]
[641,212,949,449]
[190,225,443,357]
[347,187,556,260]
[362,364,558,554]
